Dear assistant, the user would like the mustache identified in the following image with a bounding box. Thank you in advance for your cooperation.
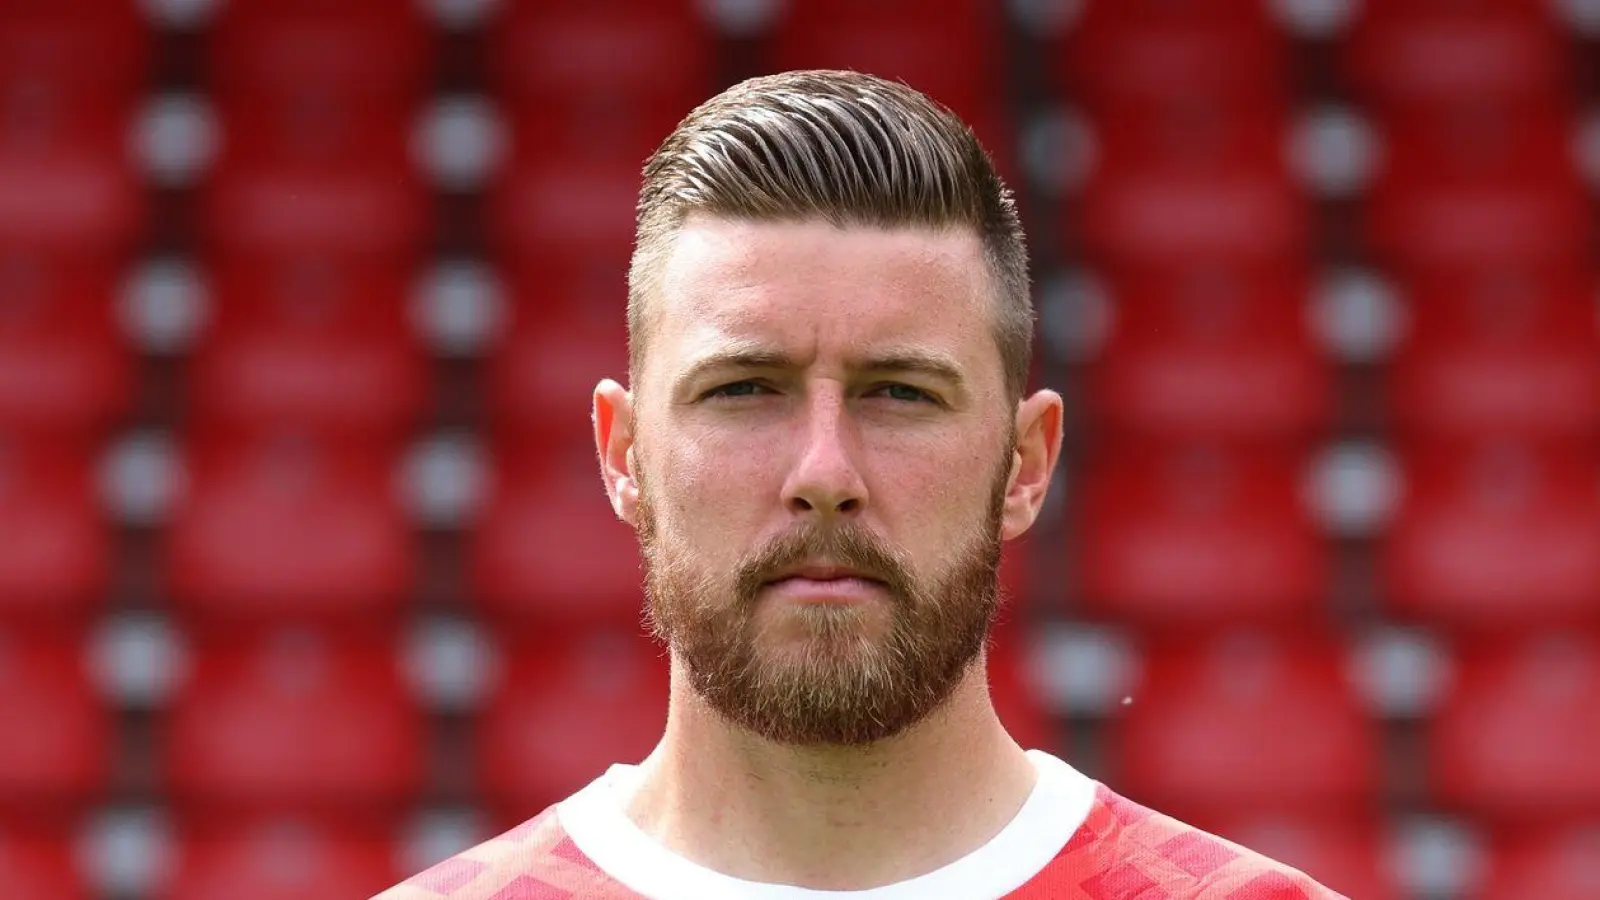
[733,521,916,606]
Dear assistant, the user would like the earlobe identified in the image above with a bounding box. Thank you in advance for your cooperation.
[1001,389,1065,541]
[593,380,640,525]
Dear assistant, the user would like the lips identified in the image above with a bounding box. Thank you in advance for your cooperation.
[760,558,889,608]
[766,564,883,585]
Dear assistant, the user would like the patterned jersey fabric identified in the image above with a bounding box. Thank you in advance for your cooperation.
[376,760,1346,900]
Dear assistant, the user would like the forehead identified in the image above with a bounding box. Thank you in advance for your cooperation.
[648,216,998,378]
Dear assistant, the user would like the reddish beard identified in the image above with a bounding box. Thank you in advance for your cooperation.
[634,446,1012,747]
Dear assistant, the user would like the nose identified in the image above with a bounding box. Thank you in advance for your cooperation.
[781,386,868,519]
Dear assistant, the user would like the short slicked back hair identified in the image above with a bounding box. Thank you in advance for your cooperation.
[627,70,1033,403]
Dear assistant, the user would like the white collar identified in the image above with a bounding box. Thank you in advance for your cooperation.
[556,749,1096,900]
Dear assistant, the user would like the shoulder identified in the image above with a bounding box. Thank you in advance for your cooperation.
[369,807,632,900]
[1071,785,1349,900]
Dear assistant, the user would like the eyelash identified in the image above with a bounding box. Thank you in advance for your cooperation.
[701,380,939,405]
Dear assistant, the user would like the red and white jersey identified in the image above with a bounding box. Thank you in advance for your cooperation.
[374,751,1347,900]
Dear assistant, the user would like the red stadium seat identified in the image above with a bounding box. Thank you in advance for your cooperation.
[1470,825,1600,900]
[0,825,87,900]
[484,296,629,447]
[0,73,129,158]
[1056,0,1287,116]
[206,0,433,113]
[1381,443,1600,631]
[768,0,1008,161]
[1373,103,1573,180]
[477,626,667,827]
[212,93,416,164]
[1364,108,1588,276]
[486,0,710,163]
[483,153,639,290]
[1364,169,1588,277]
[198,113,429,265]
[1083,269,1333,444]
[164,433,415,628]
[0,437,108,627]
[1074,445,1329,629]
[1343,0,1572,116]
[0,0,145,250]
[0,0,150,113]
[0,122,143,261]
[1387,270,1600,442]
[164,818,403,900]
[1429,631,1600,823]
[188,260,431,442]
[1085,100,1290,172]
[1211,815,1402,900]
[1074,129,1309,274]
[165,628,426,822]
[468,444,643,630]
[0,259,132,440]
[1105,630,1378,823]
[0,631,110,818]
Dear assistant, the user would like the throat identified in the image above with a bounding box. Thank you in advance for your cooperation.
[625,667,1037,890]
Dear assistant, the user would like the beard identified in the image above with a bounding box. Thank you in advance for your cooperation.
[634,438,1013,748]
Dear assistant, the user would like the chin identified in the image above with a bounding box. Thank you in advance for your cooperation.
[759,600,893,646]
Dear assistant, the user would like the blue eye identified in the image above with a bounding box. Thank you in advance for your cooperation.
[702,381,937,405]
[704,380,768,399]
[878,383,935,403]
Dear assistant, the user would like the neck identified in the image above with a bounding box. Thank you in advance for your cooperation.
[623,652,1039,890]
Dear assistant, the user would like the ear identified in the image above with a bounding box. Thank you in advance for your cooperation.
[593,379,640,526]
[1001,388,1064,541]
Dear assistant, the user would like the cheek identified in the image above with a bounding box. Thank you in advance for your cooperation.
[860,433,1002,540]
[645,429,781,541]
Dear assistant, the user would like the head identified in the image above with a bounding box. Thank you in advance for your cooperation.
[594,71,1063,747]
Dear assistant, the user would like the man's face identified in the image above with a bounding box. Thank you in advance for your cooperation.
[610,217,1028,747]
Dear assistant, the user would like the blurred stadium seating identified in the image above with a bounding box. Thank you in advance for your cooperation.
[2,0,1596,898]
[0,822,90,900]
[158,817,407,900]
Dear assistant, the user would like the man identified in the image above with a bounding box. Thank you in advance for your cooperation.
[377,70,1347,899]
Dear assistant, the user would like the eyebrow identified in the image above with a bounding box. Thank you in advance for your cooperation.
[675,342,969,396]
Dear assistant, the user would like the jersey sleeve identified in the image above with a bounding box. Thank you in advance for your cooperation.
[1218,869,1349,900]
[1015,785,1352,900]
